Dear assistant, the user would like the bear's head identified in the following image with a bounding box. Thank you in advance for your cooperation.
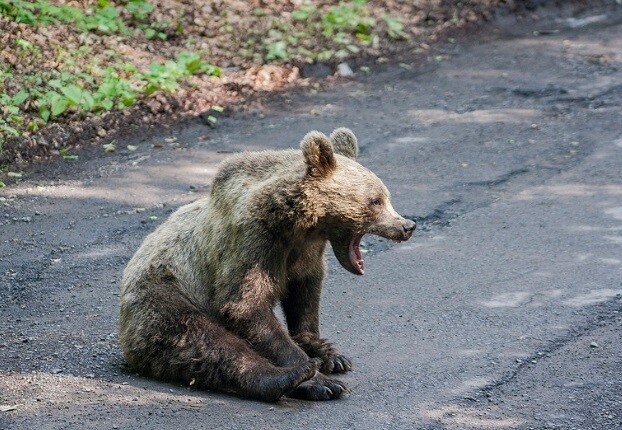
[300,128,416,275]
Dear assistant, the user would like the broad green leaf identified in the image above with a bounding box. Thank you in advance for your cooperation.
[39,108,50,123]
[48,79,62,89]
[51,96,68,117]
[121,95,135,107]
[61,85,83,105]
[12,90,29,105]
[101,99,114,111]
[81,91,95,110]
[98,82,115,97]
[292,10,311,20]
[201,64,222,77]
[1,124,19,136]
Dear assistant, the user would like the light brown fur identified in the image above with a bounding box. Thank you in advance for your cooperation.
[119,128,415,401]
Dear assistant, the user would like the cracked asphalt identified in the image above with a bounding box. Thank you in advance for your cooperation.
[1,2,622,429]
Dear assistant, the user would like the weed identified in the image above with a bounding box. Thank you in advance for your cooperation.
[205,105,224,128]
[125,0,153,21]
[284,0,404,61]
[0,0,170,37]
[323,0,376,41]
[0,51,220,154]
[266,40,288,61]
[0,0,411,159]
[0,0,129,34]
[139,52,221,95]
[0,50,221,145]
[382,14,408,40]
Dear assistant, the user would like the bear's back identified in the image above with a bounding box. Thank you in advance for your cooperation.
[212,149,303,194]
[121,148,308,309]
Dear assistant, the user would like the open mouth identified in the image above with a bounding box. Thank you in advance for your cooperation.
[348,234,365,275]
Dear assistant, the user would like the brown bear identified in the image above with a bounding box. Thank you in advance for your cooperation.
[119,128,415,401]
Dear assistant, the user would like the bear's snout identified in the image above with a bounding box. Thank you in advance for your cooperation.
[402,219,416,240]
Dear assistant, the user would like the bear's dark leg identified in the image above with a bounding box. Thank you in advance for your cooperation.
[120,275,318,402]
[216,266,350,400]
[278,275,352,400]
[283,275,353,374]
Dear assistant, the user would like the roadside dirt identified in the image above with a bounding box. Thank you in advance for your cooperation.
[1,1,622,429]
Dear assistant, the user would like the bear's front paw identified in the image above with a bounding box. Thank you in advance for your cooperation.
[321,353,352,374]
[292,333,353,374]
[286,374,350,401]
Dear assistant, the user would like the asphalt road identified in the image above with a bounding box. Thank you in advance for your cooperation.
[1,3,621,429]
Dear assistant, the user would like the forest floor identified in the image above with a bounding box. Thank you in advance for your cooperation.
[2,0,512,167]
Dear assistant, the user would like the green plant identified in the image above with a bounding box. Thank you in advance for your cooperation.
[57,147,77,160]
[143,21,168,40]
[0,48,221,147]
[175,52,221,76]
[382,14,408,40]
[0,0,129,34]
[0,0,169,36]
[322,0,376,41]
[287,0,403,62]
[139,52,221,95]
[205,105,224,127]
[291,3,318,21]
[15,38,35,51]
[125,0,153,21]
[265,37,288,61]
[0,91,27,140]
[93,69,137,111]
[1,0,411,159]
[0,0,38,25]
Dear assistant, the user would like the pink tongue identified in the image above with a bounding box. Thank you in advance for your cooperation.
[349,235,365,274]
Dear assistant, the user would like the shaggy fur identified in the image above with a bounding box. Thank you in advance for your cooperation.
[119,128,415,401]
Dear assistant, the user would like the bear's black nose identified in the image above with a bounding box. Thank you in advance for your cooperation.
[402,219,416,239]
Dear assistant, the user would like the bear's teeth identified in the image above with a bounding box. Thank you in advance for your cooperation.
[349,234,365,275]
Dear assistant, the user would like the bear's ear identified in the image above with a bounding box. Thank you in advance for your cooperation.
[300,131,336,178]
[330,127,358,160]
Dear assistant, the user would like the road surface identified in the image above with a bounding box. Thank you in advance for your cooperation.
[1,3,621,429]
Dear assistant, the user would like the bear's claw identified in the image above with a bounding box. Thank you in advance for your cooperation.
[322,353,352,374]
[292,333,353,374]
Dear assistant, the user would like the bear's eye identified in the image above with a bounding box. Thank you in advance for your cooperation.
[370,198,382,207]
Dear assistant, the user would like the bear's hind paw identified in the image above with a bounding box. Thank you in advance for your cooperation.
[286,374,350,401]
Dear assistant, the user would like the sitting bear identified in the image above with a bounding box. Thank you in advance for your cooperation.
[119,128,416,401]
